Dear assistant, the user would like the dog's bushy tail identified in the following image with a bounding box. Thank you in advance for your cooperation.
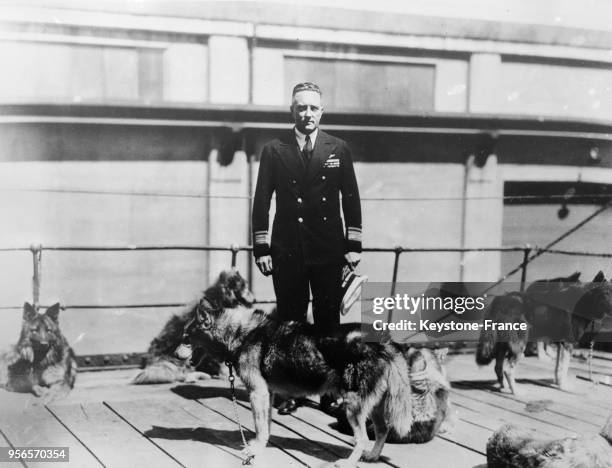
[476,299,498,366]
[385,353,413,438]
[132,359,187,385]
[477,293,528,366]
[476,330,496,366]
[476,294,511,366]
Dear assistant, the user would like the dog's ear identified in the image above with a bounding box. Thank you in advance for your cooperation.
[23,302,37,320]
[45,303,61,322]
[218,270,229,284]
[593,271,606,283]
[569,271,581,282]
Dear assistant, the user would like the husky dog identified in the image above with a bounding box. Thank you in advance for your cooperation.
[335,346,452,444]
[133,269,255,384]
[0,303,77,400]
[476,271,612,393]
[525,272,581,360]
[183,300,415,466]
[487,414,612,468]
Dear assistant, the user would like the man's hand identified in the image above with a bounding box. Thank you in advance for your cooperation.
[344,252,361,270]
[256,255,273,276]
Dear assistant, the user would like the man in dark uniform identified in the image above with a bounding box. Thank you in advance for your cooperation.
[252,82,362,414]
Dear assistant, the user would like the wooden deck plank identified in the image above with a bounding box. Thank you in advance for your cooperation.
[3,351,612,468]
[0,405,102,468]
[264,400,404,468]
[453,385,598,434]
[173,395,307,467]
[296,399,490,457]
[446,354,550,382]
[106,397,242,467]
[438,417,491,454]
[448,353,612,416]
[520,359,612,410]
[521,377,612,417]
[54,381,193,406]
[199,396,328,467]
[458,378,609,428]
[171,396,307,467]
[0,432,27,468]
[47,402,178,468]
[519,354,612,384]
[290,401,486,467]
[450,390,572,438]
[450,400,503,432]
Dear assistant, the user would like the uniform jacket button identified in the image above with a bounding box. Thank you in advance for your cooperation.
[322,196,326,202]
[297,197,303,203]
[323,216,327,221]
[298,217,303,223]
[321,175,326,180]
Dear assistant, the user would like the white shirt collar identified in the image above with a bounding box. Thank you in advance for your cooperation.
[294,127,318,151]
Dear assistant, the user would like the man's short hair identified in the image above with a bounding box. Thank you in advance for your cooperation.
[292,82,322,97]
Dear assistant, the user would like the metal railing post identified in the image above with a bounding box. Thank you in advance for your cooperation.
[519,244,531,292]
[387,246,403,324]
[230,244,240,268]
[30,243,42,311]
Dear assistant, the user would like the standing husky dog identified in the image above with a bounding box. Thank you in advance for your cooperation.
[183,300,413,466]
[0,303,77,400]
[477,271,612,393]
[335,346,452,444]
[133,269,255,384]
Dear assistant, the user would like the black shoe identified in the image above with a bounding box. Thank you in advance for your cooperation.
[277,398,301,415]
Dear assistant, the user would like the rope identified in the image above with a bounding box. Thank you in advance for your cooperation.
[487,201,611,290]
[395,201,612,343]
[2,186,610,203]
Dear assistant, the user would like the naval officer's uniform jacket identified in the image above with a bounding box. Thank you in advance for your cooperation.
[252,129,362,266]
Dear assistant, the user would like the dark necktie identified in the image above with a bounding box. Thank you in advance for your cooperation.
[302,135,312,165]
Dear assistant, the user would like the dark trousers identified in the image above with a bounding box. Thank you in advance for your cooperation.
[272,255,343,331]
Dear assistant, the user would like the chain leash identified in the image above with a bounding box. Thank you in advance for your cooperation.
[226,361,255,466]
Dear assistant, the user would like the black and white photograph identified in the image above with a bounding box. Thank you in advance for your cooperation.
[1,1,612,467]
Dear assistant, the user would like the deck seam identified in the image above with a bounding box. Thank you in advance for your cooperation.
[101,401,186,468]
[236,400,403,468]
[454,380,602,428]
[45,405,106,467]
[0,429,28,468]
[195,398,310,467]
[449,388,581,435]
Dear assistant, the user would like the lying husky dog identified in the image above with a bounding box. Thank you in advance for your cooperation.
[0,303,77,401]
[487,414,612,468]
[477,271,612,394]
[183,299,414,465]
[133,269,255,384]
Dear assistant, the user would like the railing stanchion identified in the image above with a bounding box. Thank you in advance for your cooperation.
[520,244,531,292]
[30,243,42,311]
[387,246,403,324]
[230,244,240,268]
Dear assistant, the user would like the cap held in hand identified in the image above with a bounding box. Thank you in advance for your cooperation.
[340,264,368,316]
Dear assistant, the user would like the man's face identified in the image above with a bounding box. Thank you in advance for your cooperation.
[290,90,323,135]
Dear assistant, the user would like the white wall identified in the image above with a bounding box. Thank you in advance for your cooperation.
[498,60,612,120]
